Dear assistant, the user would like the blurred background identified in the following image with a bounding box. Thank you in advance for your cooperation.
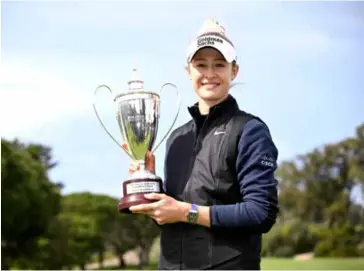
[1,1,363,270]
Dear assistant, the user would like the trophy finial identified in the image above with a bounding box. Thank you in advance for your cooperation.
[128,66,144,90]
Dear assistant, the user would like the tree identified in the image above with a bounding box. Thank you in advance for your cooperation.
[275,123,364,257]
[59,192,158,269]
[1,139,62,269]
[131,214,160,269]
[97,197,160,268]
[60,193,116,270]
[30,216,75,269]
[101,212,140,268]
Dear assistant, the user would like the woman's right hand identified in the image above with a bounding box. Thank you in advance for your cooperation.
[126,150,156,175]
[128,160,141,175]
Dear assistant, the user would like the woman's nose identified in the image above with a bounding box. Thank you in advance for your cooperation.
[204,67,216,78]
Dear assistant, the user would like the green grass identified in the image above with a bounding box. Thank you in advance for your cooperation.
[96,258,364,270]
[261,258,364,270]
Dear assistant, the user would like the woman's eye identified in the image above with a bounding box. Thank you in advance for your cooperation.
[215,63,226,68]
[196,63,207,68]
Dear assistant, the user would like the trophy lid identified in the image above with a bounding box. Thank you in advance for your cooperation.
[128,66,144,90]
[114,66,160,101]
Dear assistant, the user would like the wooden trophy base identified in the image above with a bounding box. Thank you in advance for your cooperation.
[118,177,163,214]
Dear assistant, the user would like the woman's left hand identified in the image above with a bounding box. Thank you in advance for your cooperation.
[129,193,188,225]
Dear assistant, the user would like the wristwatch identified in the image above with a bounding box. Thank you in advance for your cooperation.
[187,204,199,224]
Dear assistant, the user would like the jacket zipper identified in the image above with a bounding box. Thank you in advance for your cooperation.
[188,112,212,202]
[181,112,213,269]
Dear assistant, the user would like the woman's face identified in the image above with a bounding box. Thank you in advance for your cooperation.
[186,47,239,103]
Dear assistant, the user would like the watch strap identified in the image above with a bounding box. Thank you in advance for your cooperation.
[187,203,199,224]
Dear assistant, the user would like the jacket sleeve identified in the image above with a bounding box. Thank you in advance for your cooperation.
[210,118,279,233]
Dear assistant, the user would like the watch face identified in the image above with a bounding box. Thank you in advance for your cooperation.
[188,212,198,223]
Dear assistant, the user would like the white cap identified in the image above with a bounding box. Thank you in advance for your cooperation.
[187,18,237,63]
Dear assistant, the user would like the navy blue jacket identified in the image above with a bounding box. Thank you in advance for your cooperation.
[210,118,279,229]
[159,95,279,270]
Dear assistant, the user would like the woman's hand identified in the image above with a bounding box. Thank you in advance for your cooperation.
[125,148,155,175]
[129,193,190,225]
[125,148,187,224]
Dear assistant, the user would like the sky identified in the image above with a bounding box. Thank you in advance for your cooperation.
[1,1,363,203]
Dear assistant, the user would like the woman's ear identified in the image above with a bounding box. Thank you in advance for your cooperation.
[231,63,239,81]
[185,63,191,80]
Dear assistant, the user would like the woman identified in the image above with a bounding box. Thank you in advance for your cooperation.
[129,18,279,270]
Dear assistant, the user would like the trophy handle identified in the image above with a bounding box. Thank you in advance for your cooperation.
[151,83,181,154]
[93,84,134,160]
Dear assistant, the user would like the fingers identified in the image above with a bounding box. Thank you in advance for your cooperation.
[145,151,156,173]
[127,151,155,174]
[148,209,160,217]
[129,194,165,216]
[129,201,159,213]
[134,208,163,225]
[146,151,155,160]
[144,193,165,201]
[128,195,167,225]
[128,162,140,174]
[129,194,164,212]
[122,144,140,174]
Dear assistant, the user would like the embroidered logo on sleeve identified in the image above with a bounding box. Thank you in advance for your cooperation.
[260,154,276,168]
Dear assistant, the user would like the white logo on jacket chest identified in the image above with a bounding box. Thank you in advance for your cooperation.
[214,131,225,135]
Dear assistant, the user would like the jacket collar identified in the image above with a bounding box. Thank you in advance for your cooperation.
[188,94,239,119]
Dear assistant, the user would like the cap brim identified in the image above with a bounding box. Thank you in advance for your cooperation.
[188,46,235,63]
[187,34,237,63]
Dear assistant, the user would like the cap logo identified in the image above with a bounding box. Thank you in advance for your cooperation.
[187,18,237,63]
[197,35,223,48]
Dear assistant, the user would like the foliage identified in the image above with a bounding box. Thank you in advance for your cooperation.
[263,123,364,258]
[2,123,364,269]
[1,139,62,269]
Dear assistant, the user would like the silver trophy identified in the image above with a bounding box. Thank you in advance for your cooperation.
[93,67,181,213]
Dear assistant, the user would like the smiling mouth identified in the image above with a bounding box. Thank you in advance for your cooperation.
[202,83,220,89]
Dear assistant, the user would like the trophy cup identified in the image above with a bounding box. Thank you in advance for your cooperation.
[93,67,181,213]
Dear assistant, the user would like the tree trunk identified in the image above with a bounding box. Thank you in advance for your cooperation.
[138,246,150,270]
[98,249,104,269]
[118,254,126,268]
